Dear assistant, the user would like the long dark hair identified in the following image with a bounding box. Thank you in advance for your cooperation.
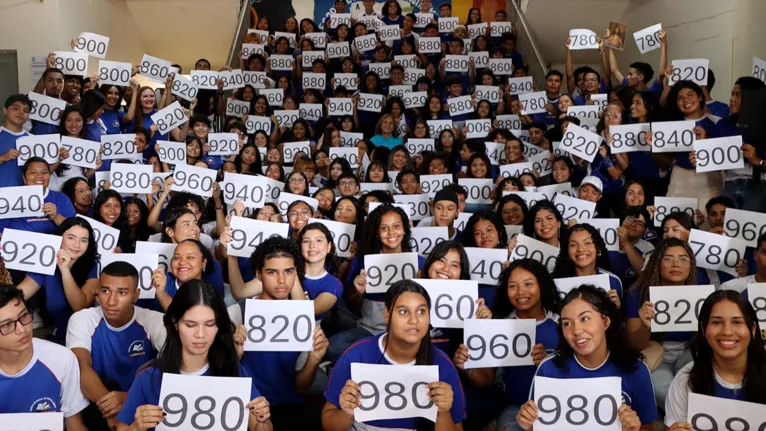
[359,204,412,256]
[383,280,432,366]
[630,237,697,304]
[493,258,560,318]
[122,197,152,251]
[461,210,508,248]
[688,290,766,404]
[728,77,766,182]
[554,284,643,372]
[93,189,127,229]
[61,176,89,211]
[155,279,240,376]
[552,223,611,278]
[56,105,88,175]
[664,80,705,120]
[174,239,215,276]
[422,241,470,280]
[331,196,364,240]
[297,222,342,278]
[233,143,263,175]
[56,217,100,287]
[522,200,565,241]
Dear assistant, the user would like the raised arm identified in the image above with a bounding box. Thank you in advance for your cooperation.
[608,48,624,83]
[564,37,575,95]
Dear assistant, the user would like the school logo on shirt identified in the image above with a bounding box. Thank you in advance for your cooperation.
[30,397,57,412]
[128,340,146,357]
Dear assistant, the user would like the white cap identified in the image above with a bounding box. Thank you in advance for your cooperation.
[580,176,603,193]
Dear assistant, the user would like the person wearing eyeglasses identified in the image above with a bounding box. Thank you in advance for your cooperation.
[609,206,655,289]
[0,285,88,430]
[336,172,360,198]
[286,200,314,241]
[625,237,702,408]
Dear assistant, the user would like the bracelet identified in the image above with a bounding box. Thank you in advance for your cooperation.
[215,206,224,210]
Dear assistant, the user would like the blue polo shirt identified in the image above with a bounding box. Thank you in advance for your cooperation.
[0,127,29,188]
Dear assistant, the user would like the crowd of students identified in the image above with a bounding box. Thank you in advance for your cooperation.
[0,0,765,430]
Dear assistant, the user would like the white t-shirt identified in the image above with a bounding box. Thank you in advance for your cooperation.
[66,306,166,353]
[719,274,756,293]
[664,361,744,426]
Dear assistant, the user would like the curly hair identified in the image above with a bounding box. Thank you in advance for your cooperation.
[629,237,697,305]
[552,223,612,279]
[461,210,508,248]
[493,258,560,318]
[522,200,564,241]
[250,235,305,285]
[358,204,413,256]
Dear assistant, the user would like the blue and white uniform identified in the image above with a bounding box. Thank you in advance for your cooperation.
[664,361,745,425]
[66,306,167,391]
[0,126,30,188]
[0,338,89,417]
[304,271,343,321]
[0,189,75,235]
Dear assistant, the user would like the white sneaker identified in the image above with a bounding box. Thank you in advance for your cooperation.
[32,310,44,330]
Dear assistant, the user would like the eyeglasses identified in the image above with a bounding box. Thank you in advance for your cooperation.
[606,112,622,118]
[442,135,454,141]
[339,180,356,187]
[289,177,306,184]
[661,256,691,266]
[625,216,646,228]
[583,78,599,83]
[0,310,33,336]
[288,209,311,219]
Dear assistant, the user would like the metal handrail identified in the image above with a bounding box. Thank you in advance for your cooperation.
[226,0,252,68]
[509,0,549,87]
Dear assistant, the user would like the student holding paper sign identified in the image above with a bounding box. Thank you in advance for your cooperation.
[97,84,127,135]
[123,86,190,146]
[16,217,99,342]
[50,106,100,191]
[454,259,561,431]
[663,290,766,428]
[322,280,466,431]
[516,285,658,430]
[0,285,88,430]
[66,262,166,431]
[328,204,426,361]
[240,237,329,429]
[116,279,273,431]
[0,94,31,188]
[625,238,703,407]
[552,224,624,307]
[461,211,510,308]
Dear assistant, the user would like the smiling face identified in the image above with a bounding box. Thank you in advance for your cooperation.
[334,199,357,224]
[140,88,156,111]
[171,242,207,283]
[301,228,331,264]
[501,200,524,225]
[399,173,418,194]
[625,183,645,206]
[677,87,702,116]
[385,291,430,346]
[534,209,560,241]
[428,249,461,280]
[23,161,50,191]
[168,213,200,243]
[507,267,542,313]
[630,94,647,119]
[177,304,218,358]
[125,203,141,227]
[61,225,90,260]
[552,160,570,184]
[505,140,522,162]
[379,211,405,252]
[561,298,610,360]
[470,158,488,178]
[705,299,754,362]
[315,189,334,211]
[473,219,499,249]
[99,197,121,226]
[64,111,84,136]
[72,179,92,208]
[659,246,692,284]
[287,202,312,232]
[567,229,597,271]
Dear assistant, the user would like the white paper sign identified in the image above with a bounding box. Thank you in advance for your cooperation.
[243,299,315,351]
[554,274,611,299]
[403,68,425,86]
[15,134,59,166]
[687,392,766,431]
[354,33,378,52]
[27,92,66,126]
[60,136,100,169]
[135,241,176,272]
[507,191,546,209]
[351,363,439,422]
[753,56,766,84]
[459,178,493,204]
[340,131,363,148]
[357,93,385,113]
[157,374,250,431]
[302,72,326,90]
[724,208,766,248]
[156,141,186,165]
[468,23,488,39]
[534,376,622,430]
[490,21,513,37]
[77,214,119,254]
[419,37,442,54]
[221,172,267,209]
[608,123,650,154]
[100,253,158,299]
[74,32,109,58]
[207,133,240,156]
[273,109,299,127]
[305,33,327,49]
[508,77,534,95]
[689,229,748,276]
[693,135,744,173]
[553,194,597,221]
[308,218,356,258]
[445,55,469,73]
[328,13,352,28]
[447,95,474,116]
[419,174,452,197]
[633,23,662,54]
[151,101,187,135]
[0,185,44,220]
[454,212,472,231]
[282,141,311,164]
[170,74,198,102]
[364,252,419,294]
[394,194,431,222]
[560,123,601,163]
[277,193,318,220]
[464,119,491,139]
[581,218,619,251]
[650,284,715,332]
[518,91,548,115]
[378,24,401,42]
[669,58,709,86]
[0,412,63,431]
[438,16,459,33]
[0,229,62,275]
[747,283,766,326]
[409,226,448,256]
[52,51,88,76]
[414,279,479,328]
[496,114,522,130]
[488,58,514,76]
[329,147,360,168]
[327,42,351,58]
[226,99,250,118]
[269,54,294,71]
[301,51,325,69]
[171,163,216,198]
[499,162,534,179]
[241,43,265,58]
[403,91,428,109]
[97,60,131,86]
[328,98,353,116]
[427,120,453,137]
[139,54,172,82]
[464,319,536,368]
[242,71,269,89]
[474,85,500,103]
[537,182,575,201]
[109,162,152,195]
[259,88,284,107]
[189,70,219,90]
[653,196,697,227]
[227,216,288,258]
[568,29,599,50]
[529,151,553,177]
[469,51,489,69]
[510,234,559,271]
[464,247,507,285]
